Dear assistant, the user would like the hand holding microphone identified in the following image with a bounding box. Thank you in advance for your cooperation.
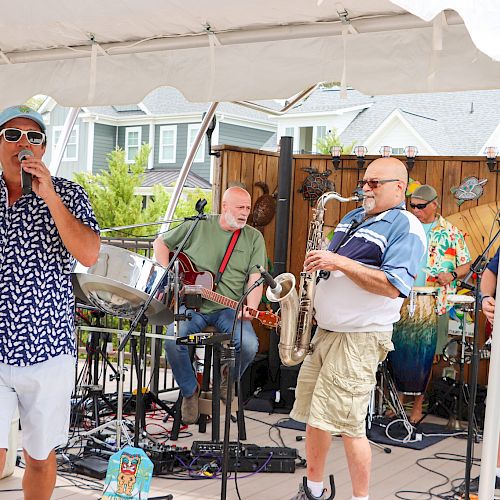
[19,149,34,195]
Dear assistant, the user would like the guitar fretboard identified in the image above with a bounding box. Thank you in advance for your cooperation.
[199,288,258,319]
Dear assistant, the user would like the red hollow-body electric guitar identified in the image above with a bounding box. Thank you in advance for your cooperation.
[170,251,279,328]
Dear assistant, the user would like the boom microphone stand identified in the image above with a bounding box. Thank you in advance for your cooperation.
[457,226,500,499]
[117,200,208,447]
[220,277,265,500]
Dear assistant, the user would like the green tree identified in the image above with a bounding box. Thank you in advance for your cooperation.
[315,127,355,155]
[74,144,212,237]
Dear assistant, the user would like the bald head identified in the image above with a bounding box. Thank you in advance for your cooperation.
[366,157,408,187]
[361,157,408,214]
[222,186,251,204]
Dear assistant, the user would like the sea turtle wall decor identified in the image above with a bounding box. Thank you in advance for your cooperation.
[251,181,276,230]
[299,168,334,206]
[450,176,488,206]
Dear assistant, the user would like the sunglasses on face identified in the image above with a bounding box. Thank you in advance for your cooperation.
[356,178,400,189]
[409,199,435,210]
[0,127,45,145]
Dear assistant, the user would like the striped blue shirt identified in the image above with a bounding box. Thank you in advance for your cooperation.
[315,202,426,332]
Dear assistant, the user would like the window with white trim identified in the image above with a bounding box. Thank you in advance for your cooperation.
[52,126,79,161]
[159,125,177,163]
[316,126,327,139]
[187,124,205,163]
[284,127,294,137]
[392,147,405,155]
[125,127,142,163]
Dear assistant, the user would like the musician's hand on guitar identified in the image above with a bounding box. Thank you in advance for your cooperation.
[238,306,254,321]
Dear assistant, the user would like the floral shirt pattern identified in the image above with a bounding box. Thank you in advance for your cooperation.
[422,214,471,315]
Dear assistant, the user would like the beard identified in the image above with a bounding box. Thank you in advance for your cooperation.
[225,211,246,229]
[362,196,376,213]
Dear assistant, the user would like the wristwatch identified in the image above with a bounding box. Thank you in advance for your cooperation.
[450,271,458,280]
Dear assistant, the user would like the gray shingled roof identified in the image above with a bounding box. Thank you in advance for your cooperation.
[88,86,280,121]
[142,170,211,189]
[285,87,372,113]
[336,88,500,156]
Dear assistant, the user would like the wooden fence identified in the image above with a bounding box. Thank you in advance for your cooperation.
[214,146,499,280]
[214,146,497,383]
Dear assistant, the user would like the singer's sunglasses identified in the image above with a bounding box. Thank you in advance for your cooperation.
[409,198,436,210]
[356,178,400,189]
[0,128,46,145]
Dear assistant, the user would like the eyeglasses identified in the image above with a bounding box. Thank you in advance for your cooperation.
[409,199,435,210]
[356,178,400,189]
[0,128,46,145]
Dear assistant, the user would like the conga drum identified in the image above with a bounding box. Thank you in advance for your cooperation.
[388,287,438,395]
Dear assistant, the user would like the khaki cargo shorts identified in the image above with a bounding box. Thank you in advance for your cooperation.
[290,328,393,438]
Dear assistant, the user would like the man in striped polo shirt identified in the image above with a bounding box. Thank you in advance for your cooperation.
[290,157,426,500]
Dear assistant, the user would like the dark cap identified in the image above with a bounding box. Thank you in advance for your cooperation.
[412,184,438,202]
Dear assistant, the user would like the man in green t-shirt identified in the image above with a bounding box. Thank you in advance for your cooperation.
[153,186,267,424]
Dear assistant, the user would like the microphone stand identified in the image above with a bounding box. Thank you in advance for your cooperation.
[220,277,265,500]
[118,200,208,352]
[116,200,207,448]
[458,226,500,499]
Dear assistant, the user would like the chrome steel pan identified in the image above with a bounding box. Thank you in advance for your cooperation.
[72,244,173,325]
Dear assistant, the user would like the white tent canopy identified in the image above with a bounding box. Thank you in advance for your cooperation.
[1,2,500,497]
[1,0,500,107]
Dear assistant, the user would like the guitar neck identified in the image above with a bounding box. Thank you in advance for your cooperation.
[199,288,259,319]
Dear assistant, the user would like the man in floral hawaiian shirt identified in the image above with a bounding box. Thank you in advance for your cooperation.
[408,184,471,422]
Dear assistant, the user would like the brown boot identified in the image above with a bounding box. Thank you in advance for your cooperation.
[181,384,200,424]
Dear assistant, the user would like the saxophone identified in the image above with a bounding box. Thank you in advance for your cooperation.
[266,191,364,366]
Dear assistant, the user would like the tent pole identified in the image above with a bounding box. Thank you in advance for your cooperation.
[159,102,219,234]
[49,107,80,176]
[478,270,500,499]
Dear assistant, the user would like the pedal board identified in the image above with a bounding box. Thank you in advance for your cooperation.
[191,441,297,473]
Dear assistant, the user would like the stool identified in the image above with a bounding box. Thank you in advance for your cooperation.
[169,326,246,442]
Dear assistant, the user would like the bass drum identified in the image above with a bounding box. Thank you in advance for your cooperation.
[72,244,173,325]
[388,287,437,395]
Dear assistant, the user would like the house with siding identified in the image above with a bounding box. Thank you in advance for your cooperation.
[39,87,277,189]
[273,86,500,157]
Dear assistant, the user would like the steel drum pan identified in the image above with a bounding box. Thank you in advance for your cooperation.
[72,244,173,325]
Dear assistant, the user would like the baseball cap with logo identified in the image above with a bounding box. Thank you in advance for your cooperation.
[412,184,438,203]
[0,105,46,133]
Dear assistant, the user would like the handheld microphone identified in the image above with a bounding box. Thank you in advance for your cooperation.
[256,264,282,294]
[18,149,33,195]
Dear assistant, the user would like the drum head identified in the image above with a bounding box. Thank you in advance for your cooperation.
[447,294,475,304]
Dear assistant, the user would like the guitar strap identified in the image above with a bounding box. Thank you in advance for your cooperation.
[214,229,241,290]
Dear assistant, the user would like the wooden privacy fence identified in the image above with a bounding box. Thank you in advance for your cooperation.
[214,146,500,281]
[214,146,497,383]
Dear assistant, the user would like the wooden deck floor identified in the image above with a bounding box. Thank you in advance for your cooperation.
[0,395,496,500]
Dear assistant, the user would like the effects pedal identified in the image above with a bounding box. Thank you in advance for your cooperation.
[191,441,297,473]
[142,442,191,475]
